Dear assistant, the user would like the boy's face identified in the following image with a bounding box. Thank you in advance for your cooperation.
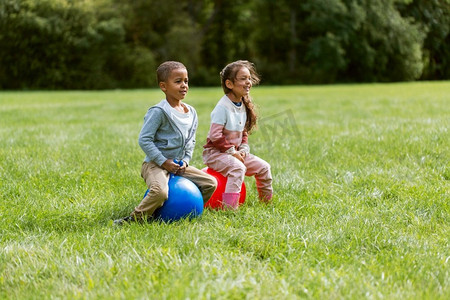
[159,68,189,102]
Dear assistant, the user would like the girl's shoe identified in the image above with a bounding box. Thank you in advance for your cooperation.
[222,193,240,210]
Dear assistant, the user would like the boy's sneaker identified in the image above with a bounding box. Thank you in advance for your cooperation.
[113,215,152,226]
[113,215,137,226]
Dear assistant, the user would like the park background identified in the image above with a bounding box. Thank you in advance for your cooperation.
[0,0,449,89]
[1,1,449,299]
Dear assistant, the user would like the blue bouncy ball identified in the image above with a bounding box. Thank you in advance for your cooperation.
[143,160,203,222]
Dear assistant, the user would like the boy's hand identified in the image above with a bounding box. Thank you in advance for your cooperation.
[175,164,186,176]
[162,159,180,173]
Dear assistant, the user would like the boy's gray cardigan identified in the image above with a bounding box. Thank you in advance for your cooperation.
[138,100,198,166]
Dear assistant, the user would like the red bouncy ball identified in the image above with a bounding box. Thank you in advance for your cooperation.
[202,167,246,209]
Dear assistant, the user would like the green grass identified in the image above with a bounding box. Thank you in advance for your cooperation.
[0,82,449,299]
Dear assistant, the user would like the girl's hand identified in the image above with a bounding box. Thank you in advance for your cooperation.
[239,149,247,158]
[232,152,245,163]
[162,159,180,173]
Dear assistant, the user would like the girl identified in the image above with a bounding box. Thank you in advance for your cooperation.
[203,60,273,209]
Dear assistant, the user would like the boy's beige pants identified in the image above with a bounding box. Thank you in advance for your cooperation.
[132,162,217,218]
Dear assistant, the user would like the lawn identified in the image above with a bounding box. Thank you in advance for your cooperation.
[0,82,449,299]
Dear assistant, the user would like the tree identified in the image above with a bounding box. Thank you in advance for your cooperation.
[397,0,450,80]
[0,0,448,89]
[0,0,155,89]
[351,0,425,81]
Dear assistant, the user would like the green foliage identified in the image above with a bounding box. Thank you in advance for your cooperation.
[0,0,449,88]
[348,0,426,82]
[397,0,450,80]
[251,0,427,83]
[0,0,155,89]
[0,83,449,298]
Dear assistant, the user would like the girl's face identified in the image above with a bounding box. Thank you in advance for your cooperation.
[226,67,252,100]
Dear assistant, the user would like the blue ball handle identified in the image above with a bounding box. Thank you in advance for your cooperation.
[170,159,183,179]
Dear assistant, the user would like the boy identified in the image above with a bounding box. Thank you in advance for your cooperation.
[114,61,217,225]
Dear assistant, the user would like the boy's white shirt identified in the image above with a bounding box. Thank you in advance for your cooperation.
[162,100,193,140]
